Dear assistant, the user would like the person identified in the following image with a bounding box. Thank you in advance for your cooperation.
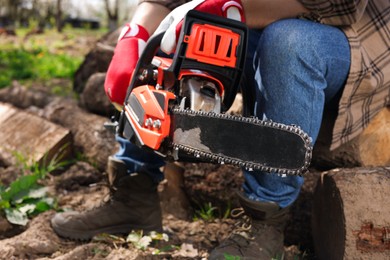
[51,0,390,259]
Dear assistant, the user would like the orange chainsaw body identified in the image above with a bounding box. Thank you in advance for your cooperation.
[124,85,176,150]
[121,11,247,153]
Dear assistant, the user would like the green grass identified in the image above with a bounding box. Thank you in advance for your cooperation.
[0,47,82,88]
[0,27,107,89]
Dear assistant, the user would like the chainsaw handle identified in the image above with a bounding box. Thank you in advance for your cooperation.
[125,31,165,98]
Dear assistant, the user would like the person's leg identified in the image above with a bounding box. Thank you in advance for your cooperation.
[210,18,350,259]
[114,135,165,183]
[243,18,351,208]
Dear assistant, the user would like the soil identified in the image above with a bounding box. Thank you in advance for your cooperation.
[0,161,310,260]
[0,30,314,259]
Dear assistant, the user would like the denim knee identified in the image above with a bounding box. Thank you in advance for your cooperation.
[259,19,326,76]
[255,18,350,137]
[258,18,349,94]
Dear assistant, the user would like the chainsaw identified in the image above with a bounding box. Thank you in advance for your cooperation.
[109,10,312,176]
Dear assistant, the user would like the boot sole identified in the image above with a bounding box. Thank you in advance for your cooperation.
[52,223,163,241]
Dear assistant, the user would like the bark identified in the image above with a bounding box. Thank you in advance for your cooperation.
[0,102,72,166]
[312,167,390,260]
[0,83,117,171]
[80,72,115,117]
[42,98,117,171]
[0,81,54,109]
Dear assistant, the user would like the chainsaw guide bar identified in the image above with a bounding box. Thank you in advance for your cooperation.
[170,108,313,176]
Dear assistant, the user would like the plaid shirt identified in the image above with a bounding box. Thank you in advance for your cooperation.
[140,0,390,149]
[299,0,390,149]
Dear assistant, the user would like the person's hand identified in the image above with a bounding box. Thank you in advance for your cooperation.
[155,0,245,54]
[104,23,149,110]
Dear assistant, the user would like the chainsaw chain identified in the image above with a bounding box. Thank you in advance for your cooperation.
[171,108,313,176]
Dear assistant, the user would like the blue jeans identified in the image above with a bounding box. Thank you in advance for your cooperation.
[115,18,350,208]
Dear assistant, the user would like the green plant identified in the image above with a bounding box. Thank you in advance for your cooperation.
[271,253,286,260]
[73,151,98,169]
[222,201,232,219]
[193,200,233,221]
[193,202,218,221]
[224,253,241,260]
[0,48,34,88]
[0,151,70,225]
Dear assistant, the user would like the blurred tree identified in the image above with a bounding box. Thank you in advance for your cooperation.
[104,0,119,31]
[56,0,63,32]
[0,0,69,32]
[0,0,22,29]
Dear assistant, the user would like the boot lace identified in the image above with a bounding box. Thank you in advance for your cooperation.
[87,182,113,209]
[230,208,255,241]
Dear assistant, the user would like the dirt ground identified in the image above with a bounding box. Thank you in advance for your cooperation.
[0,30,313,260]
[0,161,222,259]
[0,160,310,260]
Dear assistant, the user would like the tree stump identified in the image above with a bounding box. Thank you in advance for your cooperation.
[312,167,390,260]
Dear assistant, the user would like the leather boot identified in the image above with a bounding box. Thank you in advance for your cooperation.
[208,192,290,260]
[51,156,162,240]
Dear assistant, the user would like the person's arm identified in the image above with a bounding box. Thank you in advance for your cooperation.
[241,0,309,28]
[104,2,171,108]
[131,2,171,35]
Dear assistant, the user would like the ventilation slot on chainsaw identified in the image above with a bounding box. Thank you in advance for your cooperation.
[183,23,240,68]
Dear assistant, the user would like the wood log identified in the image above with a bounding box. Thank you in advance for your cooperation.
[313,107,390,169]
[358,107,390,166]
[312,167,390,260]
[284,170,321,251]
[42,98,117,171]
[80,72,115,117]
[0,81,54,109]
[159,162,192,220]
[0,102,72,166]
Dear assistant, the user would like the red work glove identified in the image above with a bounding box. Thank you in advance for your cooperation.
[104,23,149,109]
[155,0,245,54]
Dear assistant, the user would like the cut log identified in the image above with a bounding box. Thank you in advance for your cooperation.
[313,107,390,169]
[358,107,390,166]
[0,81,54,109]
[0,102,72,166]
[42,98,117,171]
[312,167,390,260]
[80,72,115,117]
